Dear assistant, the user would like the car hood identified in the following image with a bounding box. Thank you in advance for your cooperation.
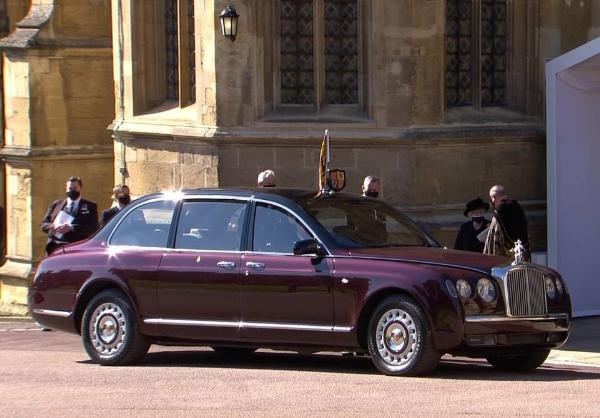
[345,247,509,275]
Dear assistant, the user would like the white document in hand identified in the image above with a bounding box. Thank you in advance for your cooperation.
[53,210,75,239]
[477,227,489,243]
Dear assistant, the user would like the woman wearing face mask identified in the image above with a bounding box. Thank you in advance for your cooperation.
[100,184,132,228]
[454,197,490,253]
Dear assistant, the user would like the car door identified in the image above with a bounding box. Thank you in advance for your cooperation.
[156,199,248,341]
[106,199,178,325]
[241,201,335,345]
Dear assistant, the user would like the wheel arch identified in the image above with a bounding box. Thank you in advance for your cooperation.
[356,287,434,350]
[73,280,133,334]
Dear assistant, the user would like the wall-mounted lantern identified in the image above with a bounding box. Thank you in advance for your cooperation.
[220,4,239,41]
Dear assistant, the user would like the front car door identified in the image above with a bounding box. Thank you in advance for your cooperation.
[241,201,335,345]
[156,198,248,341]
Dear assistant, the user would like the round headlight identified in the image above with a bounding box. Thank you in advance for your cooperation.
[477,278,497,303]
[456,279,472,299]
[545,277,556,299]
[555,278,564,295]
[446,279,458,298]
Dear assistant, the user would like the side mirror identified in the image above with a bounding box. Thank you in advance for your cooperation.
[293,239,325,256]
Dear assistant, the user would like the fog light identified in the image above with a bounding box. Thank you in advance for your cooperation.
[466,335,496,346]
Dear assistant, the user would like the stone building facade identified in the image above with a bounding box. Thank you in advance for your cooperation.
[111,0,600,243]
[1,0,600,308]
[0,0,114,311]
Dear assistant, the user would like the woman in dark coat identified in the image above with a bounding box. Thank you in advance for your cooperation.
[454,197,490,253]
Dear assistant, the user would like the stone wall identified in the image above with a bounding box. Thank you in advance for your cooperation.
[115,136,219,196]
[114,126,546,251]
[0,0,114,309]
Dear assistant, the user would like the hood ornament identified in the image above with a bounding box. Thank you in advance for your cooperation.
[511,240,526,265]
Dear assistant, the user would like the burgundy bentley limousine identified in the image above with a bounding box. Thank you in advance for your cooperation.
[29,188,571,376]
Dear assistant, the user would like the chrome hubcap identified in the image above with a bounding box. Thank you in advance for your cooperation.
[376,308,418,369]
[89,303,126,357]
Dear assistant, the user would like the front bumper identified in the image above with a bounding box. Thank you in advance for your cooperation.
[461,314,570,350]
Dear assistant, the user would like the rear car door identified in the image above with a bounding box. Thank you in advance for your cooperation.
[241,201,335,345]
[107,199,178,330]
[156,199,248,341]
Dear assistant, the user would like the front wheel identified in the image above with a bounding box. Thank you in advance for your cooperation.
[486,350,550,372]
[367,295,440,376]
[81,289,150,366]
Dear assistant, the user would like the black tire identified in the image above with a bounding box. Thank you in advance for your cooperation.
[367,295,440,376]
[211,346,257,356]
[486,349,550,372]
[81,289,150,366]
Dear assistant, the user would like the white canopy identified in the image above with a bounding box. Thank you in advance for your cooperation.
[546,37,600,317]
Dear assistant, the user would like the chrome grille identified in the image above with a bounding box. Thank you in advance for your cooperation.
[505,267,547,317]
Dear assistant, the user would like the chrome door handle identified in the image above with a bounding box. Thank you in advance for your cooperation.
[217,261,236,270]
[245,261,265,270]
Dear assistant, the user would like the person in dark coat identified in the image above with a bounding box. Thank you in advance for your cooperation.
[40,176,98,255]
[100,184,131,227]
[454,197,490,252]
[484,184,530,260]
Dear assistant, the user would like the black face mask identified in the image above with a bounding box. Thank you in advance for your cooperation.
[66,190,80,200]
[472,216,485,223]
[365,191,379,199]
[117,195,131,206]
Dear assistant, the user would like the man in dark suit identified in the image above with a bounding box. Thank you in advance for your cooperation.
[484,184,530,261]
[100,184,131,227]
[41,176,99,255]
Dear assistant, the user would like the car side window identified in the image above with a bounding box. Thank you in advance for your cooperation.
[110,200,176,248]
[174,200,247,251]
[253,204,311,254]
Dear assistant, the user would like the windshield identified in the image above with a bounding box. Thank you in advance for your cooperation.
[298,194,438,249]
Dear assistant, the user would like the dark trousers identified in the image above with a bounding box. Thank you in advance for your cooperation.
[45,240,67,256]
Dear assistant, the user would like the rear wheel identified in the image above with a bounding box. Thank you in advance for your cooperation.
[486,350,550,371]
[81,289,149,366]
[367,295,440,376]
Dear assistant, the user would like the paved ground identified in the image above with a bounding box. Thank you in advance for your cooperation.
[546,316,600,367]
[1,317,599,417]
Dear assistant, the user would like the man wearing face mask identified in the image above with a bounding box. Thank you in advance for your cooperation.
[41,176,99,255]
[100,184,132,227]
[454,197,490,252]
[361,175,381,198]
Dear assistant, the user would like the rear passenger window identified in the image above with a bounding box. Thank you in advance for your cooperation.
[175,201,247,251]
[110,200,176,248]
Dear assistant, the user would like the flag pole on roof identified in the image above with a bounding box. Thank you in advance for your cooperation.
[317,129,346,197]
[318,129,330,193]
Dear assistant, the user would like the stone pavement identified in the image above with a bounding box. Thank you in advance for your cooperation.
[546,316,600,367]
[1,314,598,367]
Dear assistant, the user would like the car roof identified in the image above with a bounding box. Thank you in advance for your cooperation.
[138,187,364,204]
